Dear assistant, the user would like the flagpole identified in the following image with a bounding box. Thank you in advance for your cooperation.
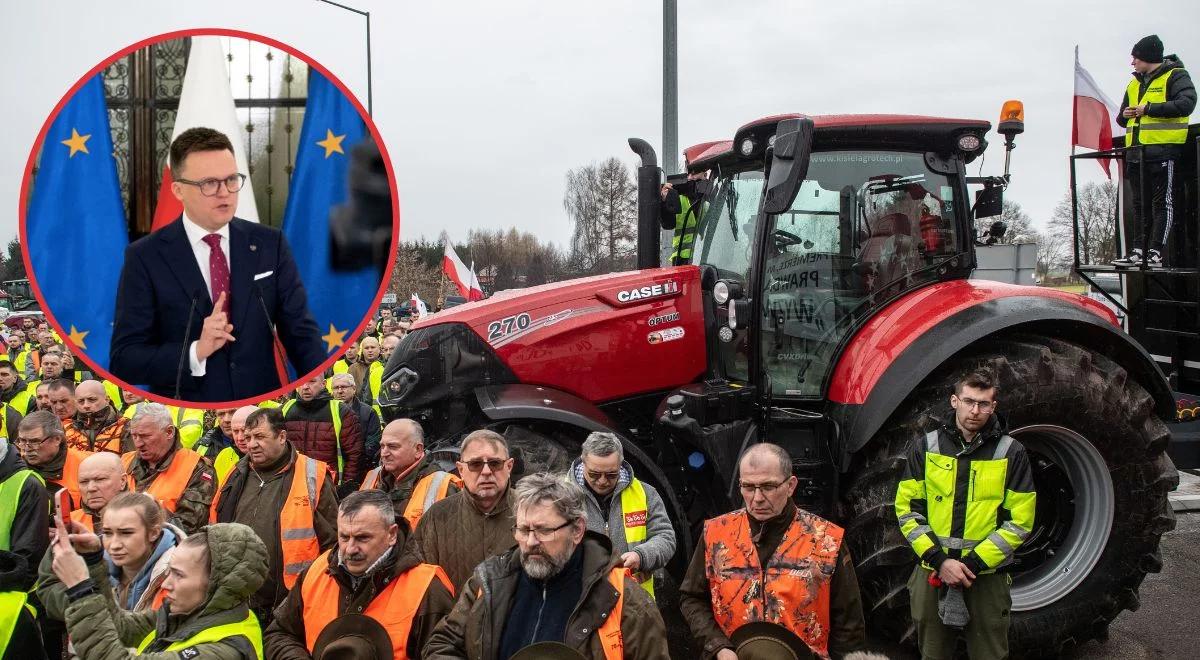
[315,0,373,115]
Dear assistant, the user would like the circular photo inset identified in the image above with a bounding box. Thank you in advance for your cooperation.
[20,29,396,406]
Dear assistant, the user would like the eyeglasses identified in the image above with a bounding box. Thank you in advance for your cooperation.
[586,470,621,482]
[14,435,52,449]
[176,173,247,196]
[458,458,508,473]
[739,481,784,496]
[957,397,996,412]
[512,520,572,541]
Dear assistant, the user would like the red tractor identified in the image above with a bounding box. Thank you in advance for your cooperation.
[381,110,1179,655]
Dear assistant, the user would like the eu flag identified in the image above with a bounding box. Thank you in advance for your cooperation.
[28,74,129,370]
[283,68,378,360]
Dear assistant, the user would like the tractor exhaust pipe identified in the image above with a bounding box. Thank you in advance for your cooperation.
[629,138,662,270]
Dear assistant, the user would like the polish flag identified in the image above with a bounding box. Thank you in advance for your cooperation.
[410,293,429,319]
[1073,46,1122,178]
[151,36,259,230]
[440,231,485,301]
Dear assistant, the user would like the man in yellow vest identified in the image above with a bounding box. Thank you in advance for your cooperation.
[207,405,256,487]
[0,361,33,416]
[680,443,867,659]
[123,402,215,534]
[0,551,44,660]
[211,407,337,625]
[568,432,674,599]
[359,419,460,530]
[425,473,668,659]
[263,489,456,659]
[1112,35,1195,268]
[356,337,384,406]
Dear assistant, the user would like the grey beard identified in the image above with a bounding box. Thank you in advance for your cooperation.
[521,551,566,580]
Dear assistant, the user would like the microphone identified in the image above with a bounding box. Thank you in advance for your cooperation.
[174,290,202,400]
[255,284,291,388]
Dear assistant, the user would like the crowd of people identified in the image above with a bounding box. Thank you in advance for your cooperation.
[0,301,1031,660]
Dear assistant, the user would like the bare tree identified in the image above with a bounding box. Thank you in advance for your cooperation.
[974,200,1039,244]
[1048,181,1118,266]
[389,243,441,311]
[565,157,637,274]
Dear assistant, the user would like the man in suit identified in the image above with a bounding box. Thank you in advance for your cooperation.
[110,127,326,402]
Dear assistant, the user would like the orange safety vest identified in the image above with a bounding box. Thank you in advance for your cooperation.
[358,468,462,529]
[596,567,627,660]
[121,448,204,514]
[52,447,90,508]
[69,507,94,532]
[208,453,329,589]
[703,508,843,660]
[300,550,454,659]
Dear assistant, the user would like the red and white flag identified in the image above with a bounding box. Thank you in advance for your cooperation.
[151,36,259,230]
[1073,46,1123,178]
[410,293,428,319]
[440,231,485,301]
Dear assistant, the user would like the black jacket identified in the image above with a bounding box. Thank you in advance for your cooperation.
[1119,56,1197,161]
[0,446,50,590]
[0,552,48,660]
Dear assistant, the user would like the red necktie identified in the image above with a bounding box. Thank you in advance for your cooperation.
[202,233,230,315]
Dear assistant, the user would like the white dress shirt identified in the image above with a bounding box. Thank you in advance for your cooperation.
[182,213,231,377]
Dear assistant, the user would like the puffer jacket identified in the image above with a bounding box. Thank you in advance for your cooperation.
[424,532,670,659]
[410,488,518,591]
[282,393,364,484]
[568,458,677,575]
[65,406,130,453]
[61,522,269,660]
[36,523,186,620]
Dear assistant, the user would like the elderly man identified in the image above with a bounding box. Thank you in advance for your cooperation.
[426,473,669,659]
[69,452,127,531]
[329,372,381,469]
[410,429,517,589]
[356,336,383,405]
[122,402,215,534]
[680,443,867,660]
[283,373,363,488]
[45,378,77,421]
[360,419,460,529]
[16,410,89,508]
[568,432,675,598]
[63,379,129,454]
[264,489,456,660]
[0,360,34,415]
[211,407,338,624]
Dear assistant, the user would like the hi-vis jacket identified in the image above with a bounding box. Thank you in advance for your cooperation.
[894,416,1036,574]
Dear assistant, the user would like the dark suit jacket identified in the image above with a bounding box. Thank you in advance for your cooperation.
[110,217,326,402]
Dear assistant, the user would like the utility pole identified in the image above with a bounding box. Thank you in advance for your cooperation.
[663,0,678,175]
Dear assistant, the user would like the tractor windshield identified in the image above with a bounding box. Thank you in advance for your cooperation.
[692,149,960,396]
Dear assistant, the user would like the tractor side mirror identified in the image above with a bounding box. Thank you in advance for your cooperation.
[974,185,1003,219]
[763,117,815,215]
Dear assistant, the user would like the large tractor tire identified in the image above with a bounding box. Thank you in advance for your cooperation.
[842,334,1178,658]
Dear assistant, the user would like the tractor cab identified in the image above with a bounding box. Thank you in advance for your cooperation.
[658,113,1013,399]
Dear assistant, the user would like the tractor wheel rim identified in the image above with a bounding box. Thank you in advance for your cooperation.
[1007,424,1114,611]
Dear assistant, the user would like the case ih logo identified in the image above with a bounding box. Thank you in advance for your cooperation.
[616,280,680,304]
[624,510,647,527]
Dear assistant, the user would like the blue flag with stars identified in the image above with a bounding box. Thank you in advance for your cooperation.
[283,67,378,359]
[28,74,129,370]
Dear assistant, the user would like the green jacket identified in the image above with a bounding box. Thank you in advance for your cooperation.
[62,523,269,660]
[895,416,1036,574]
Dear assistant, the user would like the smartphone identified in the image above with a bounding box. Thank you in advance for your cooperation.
[55,488,71,530]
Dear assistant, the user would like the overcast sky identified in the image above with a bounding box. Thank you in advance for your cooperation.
[2,0,1197,250]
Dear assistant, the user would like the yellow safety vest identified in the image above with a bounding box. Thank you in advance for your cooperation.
[0,591,38,657]
[1125,69,1190,147]
[214,446,240,488]
[173,407,205,449]
[102,380,124,412]
[6,390,32,416]
[282,399,345,480]
[0,468,45,551]
[137,610,262,659]
[619,479,655,599]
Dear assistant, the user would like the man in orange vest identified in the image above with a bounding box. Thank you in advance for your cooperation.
[425,473,669,659]
[63,379,130,454]
[122,402,215,534]
[71,452,128,531]
[211,407,338,625]
[359,419,461,530]
[15,410,89,508]
[679,444,867,660]
[264,489,456,659]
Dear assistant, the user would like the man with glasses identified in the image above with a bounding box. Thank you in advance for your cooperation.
[359,419,460,528]
[410,429,517,589]
[16,410,89,510]
[568,431,675,599]
[680,443,868,659]
[330,372,382,469]
[426,472,670,659]
[895,369,1036,660]
[110,126,325,401]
